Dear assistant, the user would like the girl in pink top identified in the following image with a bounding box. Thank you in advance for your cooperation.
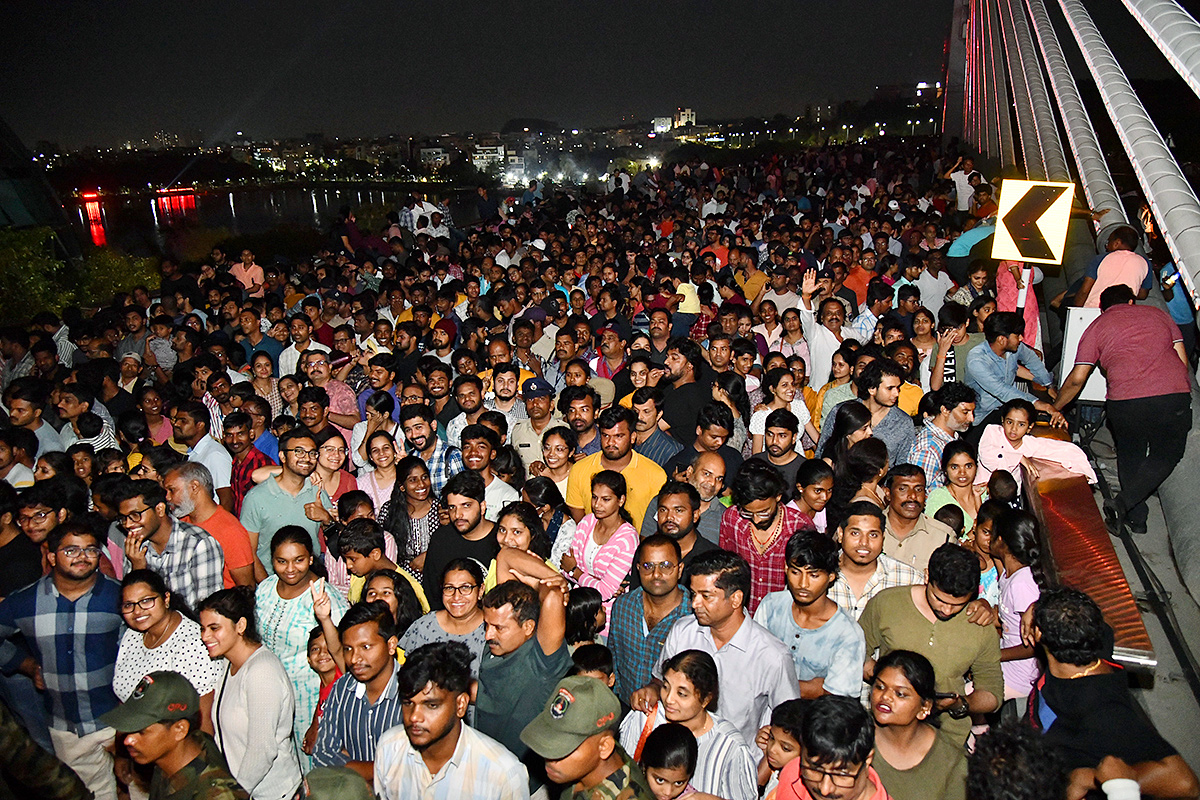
[977,398,1097,486]
[993,508,1046,701]
[561,469,638,633]
[996,261,1041,351]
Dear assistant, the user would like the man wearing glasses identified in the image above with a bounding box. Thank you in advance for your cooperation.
[304,349,361,443]
[115,478,224,608]
[776,695,889,800]
[0,520,124,800]
[239,427,329,569]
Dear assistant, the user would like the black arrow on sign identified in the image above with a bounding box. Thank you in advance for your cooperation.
[1001,184,1068,260]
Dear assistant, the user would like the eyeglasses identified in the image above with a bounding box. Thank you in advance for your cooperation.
[285,448,319,459]
[307,359,329,367]
[798,761,866,789]
[638,560,678,573]
[442,584,480,596]
[737,507,777,522]
[121,595,160,612]
[120,506,153,523]
[320,446,348,455]
[60,545,102,559]
[18,509,54,525]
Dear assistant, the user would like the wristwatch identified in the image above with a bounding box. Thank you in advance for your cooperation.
[947,695,970,719]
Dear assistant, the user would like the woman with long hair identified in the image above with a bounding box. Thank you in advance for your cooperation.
[398,558,488,677]
[128,444,187,485]
[363,567,424,644]
[250,352,283,419]
[277,374,302,419]
[925,440,986,526]
[777,308,811,366]
[964,499,1005,607]
[992,508,1049,710]
[749,368,819,455]
[821,400,874,467]
[712,370,753,456]
[911,307,937,364]
[525,475,578,569]
[530,425,576,497]
[136,384,174,446]
[199,588,302,800]
[753,299,783,350]
[870,650,967,800]
[825,437,889,534]
[358,430,399,519]
[814,345,857,425]
[565,586,606,650]
[619,650,757,800]
[383,455,440,576]
[350,391,399,473]
[254,527,346,766]
[484,500,554,591]
[560,471,638,629]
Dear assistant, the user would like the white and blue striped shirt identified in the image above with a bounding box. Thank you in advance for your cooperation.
[375,720,530,800]
[312,666,405,768]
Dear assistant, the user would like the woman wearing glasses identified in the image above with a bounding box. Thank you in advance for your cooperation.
[199,587,302,800]
[254,526,346,769]
[398,558,487,678]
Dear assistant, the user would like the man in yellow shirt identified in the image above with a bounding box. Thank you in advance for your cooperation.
[565,406,666,531]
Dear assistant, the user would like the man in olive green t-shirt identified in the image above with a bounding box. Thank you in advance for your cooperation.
[859,543,1002,745]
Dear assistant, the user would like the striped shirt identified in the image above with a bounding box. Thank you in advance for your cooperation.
[374,720,530,800]
[619,708,757,800]
[312,666,405,767]
[828,554,923,620]
[0,574,123,734]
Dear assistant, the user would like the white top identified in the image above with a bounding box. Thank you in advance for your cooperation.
[212,646,302,800]
[482,475,519,522]
[188,435,232,492]
[113,615,222,701]
[2,462,34,489]
[618,707,758,800]
[374,720,530,800]
[278,341,330,379]
[749,397,812,436]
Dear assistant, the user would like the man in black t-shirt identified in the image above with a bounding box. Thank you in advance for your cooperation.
[420,471,499,610]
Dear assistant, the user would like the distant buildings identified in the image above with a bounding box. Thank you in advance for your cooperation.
[673,107,696,128]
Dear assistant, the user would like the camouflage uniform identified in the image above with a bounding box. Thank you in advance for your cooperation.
[558,747,654,800]
[0,698,91,800]
[148,733,249,800]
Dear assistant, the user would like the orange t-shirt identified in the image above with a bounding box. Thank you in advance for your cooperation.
[187,507,256,588]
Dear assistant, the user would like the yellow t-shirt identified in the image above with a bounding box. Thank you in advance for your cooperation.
[618,392,635,409]
[348,567,431,612]
[676,283,701,314]
[735,270,769,302]
[564,451,667,531]
[898,382,922,418]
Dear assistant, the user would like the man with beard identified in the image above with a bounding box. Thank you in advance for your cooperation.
[630,482,718,592]
[753,530,865,699]
[313,601,406,783]
[607,533,693,705]
[882,464,952,573]
[374,641,528,800]
[115,478,223,608]
[419,472,499,610]
[659,338,711,447]
[631,386,683,467]
[905,382,977,488]
[355,355,398,422]
[564,406,666,531]
[509,377,561,472]
[638,451,727,544]
[859,543,1002,746]
[719,460,813,613]
[239,427,328,568]
[474,550,571,796]
[398,404,463,497]
[296,386,335,440]
[548,329,579,393]
[221,411,275,519]
[486,363,528,424]
[423,361,459,430]
[163,462,256,588]
[558,385,602,457]
[445,375,485,449]
[0,520,124,800]
[749,408,803,489]
[461,425,518,522]
[304,350,361,441]
[827,502,922,621]
[631,550,799,749]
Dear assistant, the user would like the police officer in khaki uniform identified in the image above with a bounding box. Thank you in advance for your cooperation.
[100,671,250,800]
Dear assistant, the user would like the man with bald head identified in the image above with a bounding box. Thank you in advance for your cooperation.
[639,451,726,544]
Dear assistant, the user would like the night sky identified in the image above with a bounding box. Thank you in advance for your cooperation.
[0,0,1179,150]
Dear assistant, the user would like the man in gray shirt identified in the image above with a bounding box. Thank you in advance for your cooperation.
[817,359,915,466]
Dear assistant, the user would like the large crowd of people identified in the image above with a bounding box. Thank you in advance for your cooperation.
[0,143,1195,800]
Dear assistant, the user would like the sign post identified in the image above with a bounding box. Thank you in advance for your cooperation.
[990,179,1076,265]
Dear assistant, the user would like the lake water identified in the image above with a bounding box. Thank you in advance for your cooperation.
[69,185,477,256]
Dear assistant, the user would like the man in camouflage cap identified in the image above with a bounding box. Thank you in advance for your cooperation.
[521,676,653,800]
[100,670,249,800]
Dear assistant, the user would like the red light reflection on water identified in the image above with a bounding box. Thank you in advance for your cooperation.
[155,189,197,222]
[84,200,106,246]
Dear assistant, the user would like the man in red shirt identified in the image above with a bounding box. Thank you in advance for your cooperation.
[221,411,274,518]
[1055,284,1191,534]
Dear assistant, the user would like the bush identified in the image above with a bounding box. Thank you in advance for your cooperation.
[79,248,160,303]
[0,227,77,319]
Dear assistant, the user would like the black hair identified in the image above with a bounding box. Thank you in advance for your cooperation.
[730,459,787,507]
[338,518,387,558]
[685,550,751,609]
[597,404,636,433]
[35,450,75,481]
[855,359,906,400]
[770,699,806,742]
[197,587,261,644]
[826,438,888,533]
[872,650,938,724]
[491,445,526,492]
[927,542,980,599]
[967,724,1067,800]
[983,310,1025,342]
[523,476,567,512]
[764,408,799,435]
[338,599,398,643]
[397,641,473,698]
[796,458,834,489]
[496,500,550,558]
[557,384,599,416]
[441,470,486,505]
[784,529,840,575]
[884,462,927,490]
[937,381,978,412]
[569,643,615,677]
[987,470,1020,506]
[480,579,540,625]
[714,370,751,421]
[442,557,485,586]
[270,525,315,558]
[1099,283,1136,310]
[666,337,705,375]
[362,569,423,637]
[822,400,872,464]
[940,439,978,476]
[635,532,683,564]
[121,568,196,621]
[639,723,699,776]
[661,649,719,711]
[565,586,605,646]
[994,508,1049,590]
[802,694,874,768]
[542,424,578,456]
[1034,586,1110,666]
[336,489,373,521]
[591,470,635,525]
[933,504,966,538]
[695,401,734,436]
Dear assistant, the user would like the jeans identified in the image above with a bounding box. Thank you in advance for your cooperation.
[0,670,51,752]
[1107,392,1192,526]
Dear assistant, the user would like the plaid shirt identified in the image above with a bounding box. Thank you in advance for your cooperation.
[0,575,123,734]
[608,587,691,704]
[905,420,957,489]
[122,518,225,609]
[398,206,415,231]
[420,438,464,498]
[231,447,274,516]
[847,307,880,343]
[719,504,811,614]
[828,554,922,620]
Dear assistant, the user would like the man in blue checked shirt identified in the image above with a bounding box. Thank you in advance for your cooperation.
[0,520,123,800]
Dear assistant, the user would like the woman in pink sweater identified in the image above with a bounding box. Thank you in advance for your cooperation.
[561,470,639,632]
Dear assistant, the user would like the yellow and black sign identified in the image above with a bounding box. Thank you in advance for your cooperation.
[990,179,1075,264]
